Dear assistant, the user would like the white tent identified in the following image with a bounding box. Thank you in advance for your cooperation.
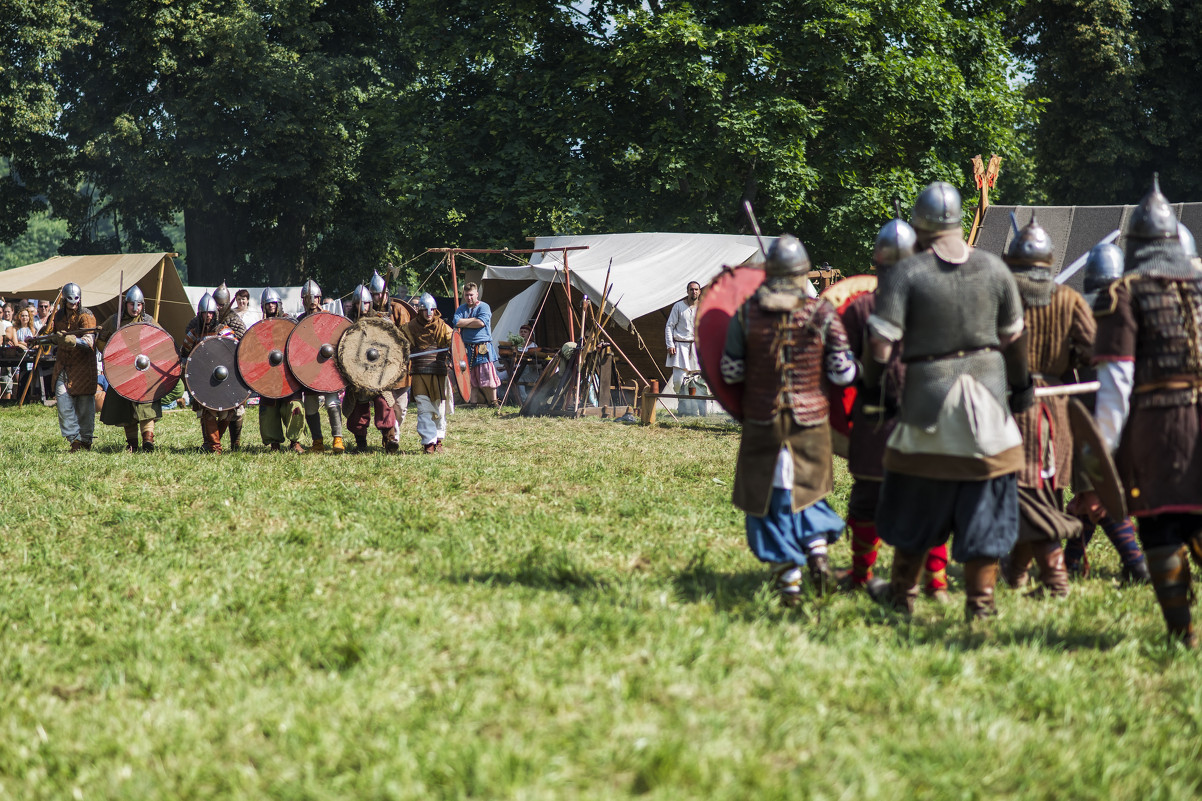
[479,232,812,385]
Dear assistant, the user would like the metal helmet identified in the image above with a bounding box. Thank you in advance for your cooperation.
[197,292,218,316]
[910,181,962,233]
[418,292,438,314]
[352,284,373,316]
[62,282,82,304]
[124,285,145,309]
[260,287,282,307]
[872,218,918,270]
[1083,243,1125,295]
[1005,213,1055,269]
[1179,222,1198,258]
[301,279,322,302]
[764,234,811,278]
[1127,173,1178,240]
[369,270,387,295]
[213,281,231,309]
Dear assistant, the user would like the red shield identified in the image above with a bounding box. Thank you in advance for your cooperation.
[286,312,352,393]
[238,317,301,398]
[695,264,766,421]
[820,274,878,441]
[451,330,472,402]
[102,322,182,403]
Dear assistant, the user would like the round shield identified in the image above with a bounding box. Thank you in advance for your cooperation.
[102,322,182,403]
[820,274,879,444]
[337,317,411,393]
[286,311,352,393]
[1068,398,1128,521]
[695,264,765,421]
[451,330,472,402]
[185,336,251,411]
[237,317,301,398]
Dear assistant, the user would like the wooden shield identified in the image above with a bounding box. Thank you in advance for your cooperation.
[237,317,301,399]
[1068,398,1128,521]
[185,336,251,411]
[337,317,411,394]
[820,274,879,448]
[286,311,352,393]
[102,322,182,403]
[695,264,766,421]
[451,330,472,402]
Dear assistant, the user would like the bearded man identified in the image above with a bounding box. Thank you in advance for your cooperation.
[665,281,705,416]
[47,282,98,451]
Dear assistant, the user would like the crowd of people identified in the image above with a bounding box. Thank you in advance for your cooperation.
[723,176,1202,648]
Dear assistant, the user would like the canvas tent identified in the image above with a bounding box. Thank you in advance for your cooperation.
[0,253,192,340]
[479,232,806,386]
[976,203,1202,293]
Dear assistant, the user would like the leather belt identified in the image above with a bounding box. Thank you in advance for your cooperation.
[903,345,996,364]
[1133,377,1202,395]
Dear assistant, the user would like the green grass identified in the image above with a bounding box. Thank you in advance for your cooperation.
[1,403,1199,800]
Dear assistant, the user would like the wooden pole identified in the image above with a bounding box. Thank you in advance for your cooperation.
[562,248,574,343]
[18,291,62,407]
[152,257,166,322]
[450,251,460,306]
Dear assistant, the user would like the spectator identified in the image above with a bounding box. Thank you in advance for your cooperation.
[451,282,501,407]
[234,288,256,328]
[33,299,52,332]
[0,302,13,341]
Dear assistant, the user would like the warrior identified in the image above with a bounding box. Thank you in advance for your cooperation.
[1062,244,1149,583]
[868,181,1031,620]
[369,269,413,444]
[95,286,162,452]
[665,281,705,416]
[452,282,502,407]
[180,293,238,453]
[345,284,400,453]
[211,281,248,449]
[841,214,951,602]
[1093,176,1202,646]
[297,279,345,453]
[46,282,98,451]
[720,234,858,605]
[256,287,306,453]
[996,216,1095,598]
[407,292,454,454]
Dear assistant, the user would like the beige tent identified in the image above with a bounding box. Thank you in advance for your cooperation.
[0,253,192,339]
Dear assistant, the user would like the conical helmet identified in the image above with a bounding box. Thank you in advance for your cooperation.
[1083,243,1124,295]
[260,287,282,307]
[213,280,231,308]
[764,234,810,277]
[1126,174,1178,240]
[301,279,322,302]
[197,292,218,315]
[124,285,145,306]
[369,270,387,295]
[418,293,438,314]
[1005,213,1055,269]
[911,181,962,233]
[872,217,918,270]
[1179,222,1197,258]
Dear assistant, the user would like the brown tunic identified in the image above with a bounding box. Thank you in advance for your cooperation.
[841,291,905,481]
[374,300,413,390]
[406,314,453,401]
[51,307,98,395]
[1094,273,1202,515]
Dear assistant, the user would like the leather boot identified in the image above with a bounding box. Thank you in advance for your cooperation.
[141,431,154,453]
[228,420,242,451]
[770,562,804,608]
[354,434,369,452]
[964,559,1001,620]
[124,425,139,453]
[201,417,222,453]
[1002,542,1033,589]
[1146,544,1197,647]
[1031,541,1070,599]
[871,549,924,614]
[310,437,325,453]
[289,440,305,454]
[332,435,346,454]
[383,430,399,454]
[270,442,281,451]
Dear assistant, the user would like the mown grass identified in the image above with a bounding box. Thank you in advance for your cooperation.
[1,403,1199,800]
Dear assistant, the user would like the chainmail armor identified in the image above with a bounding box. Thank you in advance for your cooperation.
[1127,238,1196,280]
[1012,272,1054,307]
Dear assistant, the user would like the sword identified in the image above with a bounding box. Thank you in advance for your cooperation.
[1055,230,1120,285]
[742,200,767,258]
[1033,381,1100,398]
[409,346,450,359]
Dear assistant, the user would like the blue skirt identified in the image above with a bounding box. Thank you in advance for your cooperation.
[746,489,844,566]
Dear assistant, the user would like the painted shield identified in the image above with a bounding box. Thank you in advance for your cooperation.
[102,322,182,403]
[286,311,352,393]
[820,274,879,449]
[1068,398,1128,521]
[695,264,766,421]
[451,330,472,402]
[237,317,301,399]
[185,336,251,412]
[337,317,411,394]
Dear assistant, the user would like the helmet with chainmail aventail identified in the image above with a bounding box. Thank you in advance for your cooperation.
[1005,214,1055,270]
[1127,174,1178,241]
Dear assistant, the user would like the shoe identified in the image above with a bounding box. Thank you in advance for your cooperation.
[125,439,139,453]
[142,441,154,453]
[435,439,445,454]
[807,554,832,596]
[1121,559,1151,585]
[332,435,345,454]
[384,438,399,454]
[864,576,891,602]
[423,442,438,454]
[353,436,368,453]
[290,441,306,454]
[81,441,92,450]
[310,438,325,453]
[771,563,804,608]
[69,440,83,452]
[270,443,281,451]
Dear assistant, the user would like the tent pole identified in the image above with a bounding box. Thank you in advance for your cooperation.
[152,257,166,322]
[497,275,557,410]
[562,248,574,343]
[450,251,460,306]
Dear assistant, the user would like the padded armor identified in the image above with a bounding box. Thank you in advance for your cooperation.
[1127,275,1202,409]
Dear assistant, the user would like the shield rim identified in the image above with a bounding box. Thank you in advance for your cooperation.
[285,311,352,393]
[820,274,879,442]
[1067,398,1128,521]
[336,316,411,394]
[237,317,301,398]
[185,336,251,411]
[102,322,182,403]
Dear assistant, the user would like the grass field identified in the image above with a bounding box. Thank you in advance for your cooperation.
[1,402,1200,800]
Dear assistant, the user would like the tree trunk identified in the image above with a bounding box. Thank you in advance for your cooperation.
[184,200,239,287]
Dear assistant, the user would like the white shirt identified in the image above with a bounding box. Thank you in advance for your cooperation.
[664,299,698,370]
